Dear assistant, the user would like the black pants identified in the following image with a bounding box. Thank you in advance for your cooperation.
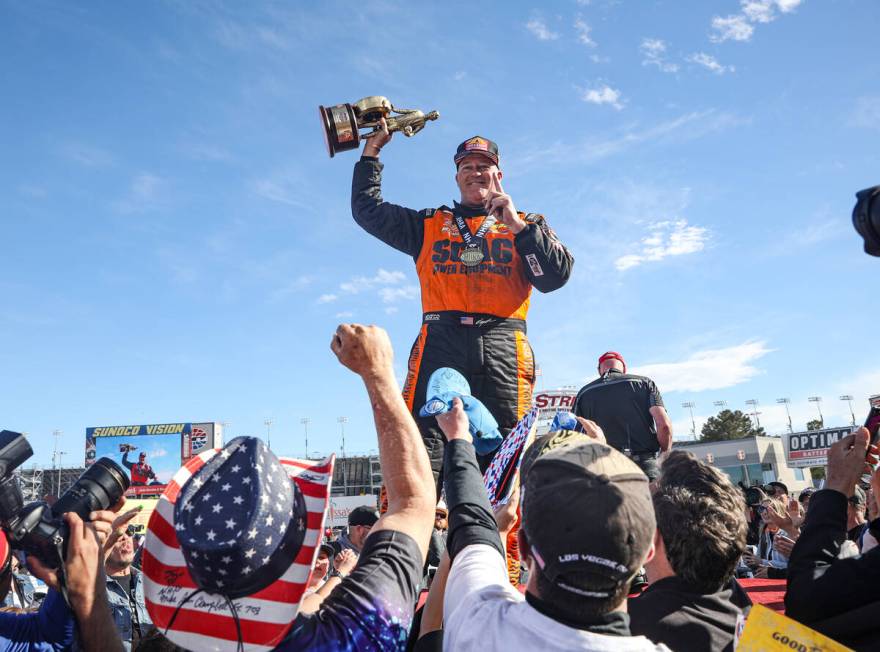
[402,316,536,497]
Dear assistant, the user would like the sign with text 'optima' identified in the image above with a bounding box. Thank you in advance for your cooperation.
[784,426,852,468]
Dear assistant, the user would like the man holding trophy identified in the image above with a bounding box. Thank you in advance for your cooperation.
[349,116,574,490]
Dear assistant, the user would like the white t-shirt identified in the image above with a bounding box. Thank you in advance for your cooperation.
[444,544,671,652]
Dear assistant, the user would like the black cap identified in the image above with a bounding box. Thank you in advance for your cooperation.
[522,441,655,599]
[348,505,379,527]
[454,136,499,167]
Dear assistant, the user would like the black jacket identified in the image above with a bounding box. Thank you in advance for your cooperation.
[629,576,751,652]
[785,489,880,647]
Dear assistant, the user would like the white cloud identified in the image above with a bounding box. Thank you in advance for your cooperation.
[687,52,735,74]
[615,219,708,270]
[526,18,559,41]
[711,15,754,42]
[339,269,406,294]
[580,84,624,110]
[741,1,776,23]
[640,38,679,73]
[317,294,338,304]
[335,311,354,318]
[378,285,419,304]
[385,306,399,315]
[635,341,773,393]
[453,71,467,81]
[149,446,169,458]
[710,0,803,43]
[574,18,596,47]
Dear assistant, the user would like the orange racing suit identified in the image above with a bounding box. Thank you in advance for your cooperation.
[352,156,574,489]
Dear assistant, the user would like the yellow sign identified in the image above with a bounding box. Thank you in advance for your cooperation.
[736,604,853,652]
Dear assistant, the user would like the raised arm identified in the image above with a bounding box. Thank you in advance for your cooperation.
[331,324,435,559]
[351,117,430,257]
[785,429,880,623]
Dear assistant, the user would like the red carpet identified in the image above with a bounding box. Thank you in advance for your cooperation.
[738,578,787,613]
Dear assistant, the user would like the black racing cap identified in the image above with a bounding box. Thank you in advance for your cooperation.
[523,441,655,600]
[454,136,499,167]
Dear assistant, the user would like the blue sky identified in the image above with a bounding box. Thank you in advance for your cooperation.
[2,0,878,467]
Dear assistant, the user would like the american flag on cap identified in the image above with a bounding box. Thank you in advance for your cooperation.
[143,436,334,652]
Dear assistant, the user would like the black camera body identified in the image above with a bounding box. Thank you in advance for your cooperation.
[853,185,880,257]
[0,430,129,568]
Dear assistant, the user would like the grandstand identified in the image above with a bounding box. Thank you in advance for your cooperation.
[330,454,383,497]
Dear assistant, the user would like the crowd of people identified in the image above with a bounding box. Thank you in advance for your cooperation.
[1,128,875,652]
[0,324,876,651]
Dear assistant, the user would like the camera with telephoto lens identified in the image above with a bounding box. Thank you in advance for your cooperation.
[853,185,880,257]
[0,429,129,568]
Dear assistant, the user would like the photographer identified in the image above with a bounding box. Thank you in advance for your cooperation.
[7,510,124,652]
[785,428,880,647]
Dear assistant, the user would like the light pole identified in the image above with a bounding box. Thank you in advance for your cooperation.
[713,400,727,410]
[300,418,310,459]
[338,417,349,495]
[220,421,230,438]
[776,398,793,433]
[57,451,67,496]
[264,419,274,449]
[52,430,62,470]
[745,399,761,429]
[839,395,856,427]
[808,397,824,428]
[681,402,697,440]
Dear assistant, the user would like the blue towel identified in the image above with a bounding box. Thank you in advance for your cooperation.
[419,368,503,455]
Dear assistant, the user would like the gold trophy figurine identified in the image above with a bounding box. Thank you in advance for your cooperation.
[319,96,439,157]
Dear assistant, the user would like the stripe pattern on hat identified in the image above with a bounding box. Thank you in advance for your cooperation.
[143,448,334,652]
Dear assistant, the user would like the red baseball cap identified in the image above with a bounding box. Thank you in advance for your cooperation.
[598,351,626,373]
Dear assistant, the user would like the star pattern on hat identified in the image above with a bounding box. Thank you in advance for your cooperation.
[175,437,301,594]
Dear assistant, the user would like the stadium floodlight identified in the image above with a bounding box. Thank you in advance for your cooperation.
[713,400,727,409]
[839,395,856,427]
[681,402,697,439]
[808,397,824,427]
[264,419,274,449]
[300,418,311,459]
[745,399,761,428]
[776,398,793,433]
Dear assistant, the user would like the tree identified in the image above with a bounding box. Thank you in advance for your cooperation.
[700,409,766,442]
[806,419,824,431]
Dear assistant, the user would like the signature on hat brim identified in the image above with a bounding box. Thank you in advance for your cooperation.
[143,448,334,652]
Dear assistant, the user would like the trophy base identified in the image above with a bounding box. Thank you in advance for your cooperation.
[319,103,361,158]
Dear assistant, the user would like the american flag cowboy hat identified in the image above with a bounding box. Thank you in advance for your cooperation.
[143,437,334,651]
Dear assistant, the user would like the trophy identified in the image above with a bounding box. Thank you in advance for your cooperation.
[319,96,439,157]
